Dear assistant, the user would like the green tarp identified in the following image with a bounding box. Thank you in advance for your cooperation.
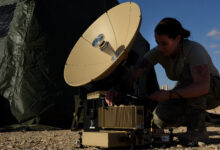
[0,0,75,128]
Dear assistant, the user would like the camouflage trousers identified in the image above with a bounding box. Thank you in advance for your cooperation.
[153,75,220,129]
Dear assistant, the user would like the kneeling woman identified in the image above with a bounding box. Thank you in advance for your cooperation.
[135,18,220,144]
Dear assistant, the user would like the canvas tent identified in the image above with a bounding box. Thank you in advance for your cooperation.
[0,0,159,129]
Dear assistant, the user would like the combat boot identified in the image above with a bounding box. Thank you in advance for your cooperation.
[179,110,209,146]
[186,124,208,146]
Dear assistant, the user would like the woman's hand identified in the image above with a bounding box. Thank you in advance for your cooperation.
[148,90,170,102]
[105,89,118,106]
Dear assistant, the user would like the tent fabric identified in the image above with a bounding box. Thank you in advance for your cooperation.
[0,0,159,129]
[0,0,75,128]
[0,0,37,124]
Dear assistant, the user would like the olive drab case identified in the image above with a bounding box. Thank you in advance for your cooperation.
[98,106,144,129]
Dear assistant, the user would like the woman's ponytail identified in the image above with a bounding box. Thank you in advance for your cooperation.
[181,28,190,38]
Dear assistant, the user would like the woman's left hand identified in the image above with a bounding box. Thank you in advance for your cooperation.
[147,90,169,102]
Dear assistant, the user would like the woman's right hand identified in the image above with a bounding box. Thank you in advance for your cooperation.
[105,89,117,106]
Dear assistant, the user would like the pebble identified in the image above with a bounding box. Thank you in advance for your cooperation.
[6,145,13,148]
[198,141,206,147]
[177,144,183,148]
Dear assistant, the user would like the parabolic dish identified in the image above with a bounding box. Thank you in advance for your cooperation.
[64,2,141,87]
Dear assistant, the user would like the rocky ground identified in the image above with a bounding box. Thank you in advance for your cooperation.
[0,106,220,150]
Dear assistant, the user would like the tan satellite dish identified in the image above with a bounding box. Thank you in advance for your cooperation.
[64,2,141,87]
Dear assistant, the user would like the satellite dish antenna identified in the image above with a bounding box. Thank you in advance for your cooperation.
[64,2,141,87]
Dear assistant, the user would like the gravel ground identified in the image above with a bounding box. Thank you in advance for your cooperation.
[1,128,220,150]
[1,106,220,150]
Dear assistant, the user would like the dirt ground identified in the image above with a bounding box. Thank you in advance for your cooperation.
[1,106,220,150]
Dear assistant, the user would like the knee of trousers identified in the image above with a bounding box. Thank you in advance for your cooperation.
[185,96,207,112]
